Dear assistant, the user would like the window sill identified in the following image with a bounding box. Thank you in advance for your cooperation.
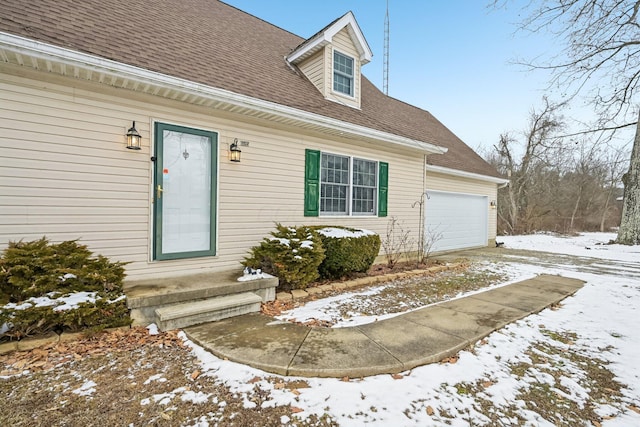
[319,214,377,218]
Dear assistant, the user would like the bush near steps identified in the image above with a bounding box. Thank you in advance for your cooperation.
[0,238,132,341]
[243,224,325,291]
[312,226,381,280]
[244,224,381,290]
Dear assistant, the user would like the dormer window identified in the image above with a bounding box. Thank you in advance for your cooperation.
[286,11,372,109]
[333,51,354,97]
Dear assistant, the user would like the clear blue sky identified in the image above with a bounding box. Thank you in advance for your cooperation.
[222,0,606,153]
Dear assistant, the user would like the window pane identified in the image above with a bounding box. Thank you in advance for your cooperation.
[333,51,354,96]
[352,159,377,215]
[321,153,349,214]
[334,52,353,76]
[334,74,352,96]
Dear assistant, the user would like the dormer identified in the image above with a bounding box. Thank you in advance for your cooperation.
[287,12,373,110]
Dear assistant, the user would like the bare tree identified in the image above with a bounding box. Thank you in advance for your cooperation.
[493,98,566,233]
[494,0,640,244]
[488,98,626,234]
[566,142,602,232]
[619,122,640,243]
[600,148,628,232]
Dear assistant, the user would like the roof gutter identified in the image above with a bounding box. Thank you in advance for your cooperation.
[0,32,446,155]
[425,164,509,185]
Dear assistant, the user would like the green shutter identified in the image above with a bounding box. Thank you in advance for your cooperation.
[378,162,388,217]
[304,149,321,216]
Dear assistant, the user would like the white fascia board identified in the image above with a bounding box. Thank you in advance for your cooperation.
[286,12,372,65]
[0,32,445,155]
[425,164,509,184]
[286,35,329,64]
[325,12,373,64]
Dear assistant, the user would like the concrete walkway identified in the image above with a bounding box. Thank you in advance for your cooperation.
[184,274,584,378]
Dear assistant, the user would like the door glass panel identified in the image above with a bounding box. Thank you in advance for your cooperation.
[161,130,211,254]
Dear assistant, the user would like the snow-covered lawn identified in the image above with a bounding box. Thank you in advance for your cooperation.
[181,232,640,426]
[500,232,639,262]
[2,232,638,426]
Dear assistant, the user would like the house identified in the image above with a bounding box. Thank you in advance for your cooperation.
[0,0,506,325]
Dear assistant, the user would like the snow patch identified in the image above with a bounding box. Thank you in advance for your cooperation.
[237,268,273,282]
[143,374,166,385]
[317,227,376,239]
[181,390,211,404]
[2,291,98,312]
[299,240,313,249]
[146,323,159,335]
[72,380,97,397]
[59,273,77,282]
[268,237,290,247]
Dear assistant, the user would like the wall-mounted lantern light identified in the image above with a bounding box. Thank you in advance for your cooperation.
[126,121,142,150]
[490,200,497,209]
[229,139,241,162]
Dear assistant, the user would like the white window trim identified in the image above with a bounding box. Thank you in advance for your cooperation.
[320,151,378,217]
[351,156,378,216]
[332,48,356,99]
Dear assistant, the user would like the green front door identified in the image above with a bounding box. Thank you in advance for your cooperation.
[153,122,217,260]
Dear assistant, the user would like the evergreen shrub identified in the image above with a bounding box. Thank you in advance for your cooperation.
[313,227,381,279]
[0,237,131,340]
[243,224,324,290]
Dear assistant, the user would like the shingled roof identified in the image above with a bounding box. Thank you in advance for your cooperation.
[0,0,501,178]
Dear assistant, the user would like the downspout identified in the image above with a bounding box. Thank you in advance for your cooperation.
[423,154,428,194]
[420,154,428,261]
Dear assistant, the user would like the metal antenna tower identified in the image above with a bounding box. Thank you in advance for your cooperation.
[383,0,390,95]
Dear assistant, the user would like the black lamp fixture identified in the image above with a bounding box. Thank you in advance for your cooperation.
[229,138,241,162]
[126,121,142,150]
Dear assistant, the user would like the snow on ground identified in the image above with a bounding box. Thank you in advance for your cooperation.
[178,232,640,426]
[275,262,527,328]
[72,380,97,397]
[500,232,639,262]
[275,285,400,328]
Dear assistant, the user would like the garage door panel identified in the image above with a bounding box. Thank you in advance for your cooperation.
[425,191,488,252]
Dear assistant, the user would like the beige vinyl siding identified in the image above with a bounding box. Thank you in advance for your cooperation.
[0,64,427,280]
[426,171,498,241]
[298,50,325,96]
[325,28,361,109]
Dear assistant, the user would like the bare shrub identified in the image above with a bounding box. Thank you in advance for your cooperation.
[381,216,412,269]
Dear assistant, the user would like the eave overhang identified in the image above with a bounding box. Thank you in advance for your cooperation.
[0,32,445,155]
[425,165,509,185]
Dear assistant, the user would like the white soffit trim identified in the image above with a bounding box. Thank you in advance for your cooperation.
[287,11,373,64]
[0,32,444,155]
[426,164,509,184]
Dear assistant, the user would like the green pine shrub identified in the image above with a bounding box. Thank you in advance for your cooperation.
[0,306,57,338]
[0,237,131,340]
[0,237,126,301]
[0,296,131,340]
[313,226,381,279]
[60,297,131,333]
[244,224,325,291]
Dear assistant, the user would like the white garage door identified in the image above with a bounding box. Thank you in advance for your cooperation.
[425,190,488,252]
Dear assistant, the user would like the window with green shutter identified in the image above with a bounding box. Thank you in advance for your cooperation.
[304,149,320,217]
[378,161,388,217]
[304,150,388,217]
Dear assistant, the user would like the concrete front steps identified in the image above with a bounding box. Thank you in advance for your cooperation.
[124,270,278,331]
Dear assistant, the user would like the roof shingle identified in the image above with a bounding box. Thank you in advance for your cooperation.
[0,0,500,178]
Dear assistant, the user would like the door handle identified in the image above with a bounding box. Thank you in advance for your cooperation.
[157,185,164,199]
